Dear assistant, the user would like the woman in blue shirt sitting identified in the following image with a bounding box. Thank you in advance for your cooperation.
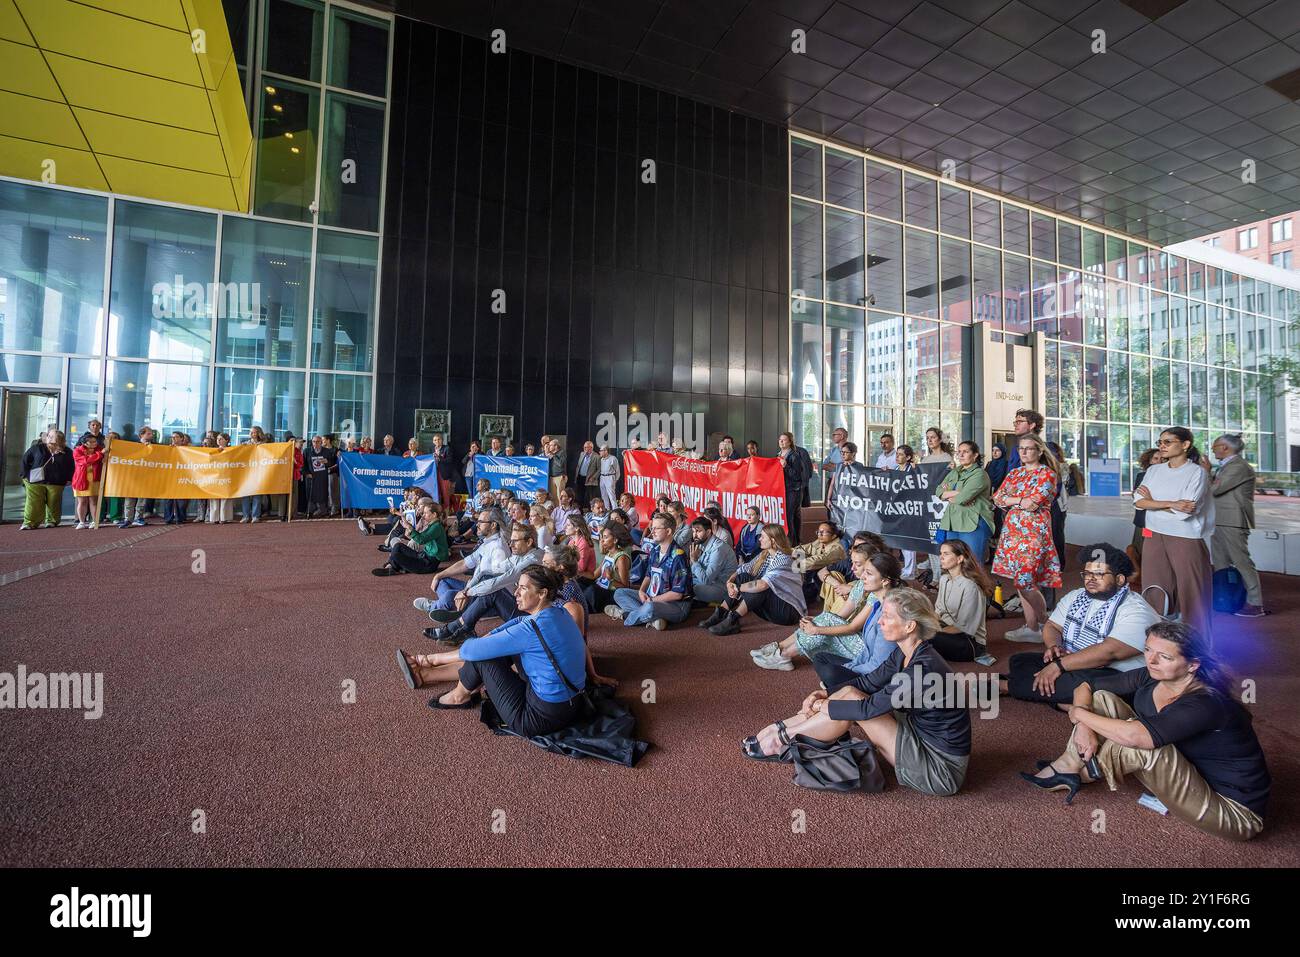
[396,565,588,737]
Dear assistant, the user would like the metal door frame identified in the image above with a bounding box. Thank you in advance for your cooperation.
[0,387,63,524]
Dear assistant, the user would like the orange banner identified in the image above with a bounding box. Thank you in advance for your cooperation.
[103,441,293,499]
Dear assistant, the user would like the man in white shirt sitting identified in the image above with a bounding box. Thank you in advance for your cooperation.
[1000,543,1160,709]
[415,508,509,615]
[424,522,542,643]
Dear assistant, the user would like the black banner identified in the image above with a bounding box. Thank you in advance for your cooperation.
[827,462,950,554]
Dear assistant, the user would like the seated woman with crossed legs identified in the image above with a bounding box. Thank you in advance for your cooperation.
[395,565,588,735]
[1021,620,1270,840]
[742,588,972,798]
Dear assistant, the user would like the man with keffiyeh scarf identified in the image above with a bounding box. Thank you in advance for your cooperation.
[1000,544,1162,709]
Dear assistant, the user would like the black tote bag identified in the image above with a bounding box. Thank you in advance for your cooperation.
[788,733,886,793]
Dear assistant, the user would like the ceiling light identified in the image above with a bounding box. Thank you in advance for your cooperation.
[284,132,294,139]
[265,85,276,94]
[290,146,300,153]
[272,104,284,113]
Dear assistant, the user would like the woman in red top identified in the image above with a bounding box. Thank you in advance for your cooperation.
[72,434,105,529]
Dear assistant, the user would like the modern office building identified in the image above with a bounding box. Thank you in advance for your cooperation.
[4,0,1300,521]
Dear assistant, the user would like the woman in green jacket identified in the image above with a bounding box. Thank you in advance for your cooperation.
[374,500,450,576]
[936,441,994,565]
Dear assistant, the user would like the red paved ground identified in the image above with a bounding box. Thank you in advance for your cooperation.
[0,519,1295,867]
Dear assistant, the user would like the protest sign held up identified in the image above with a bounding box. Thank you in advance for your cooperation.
[827,462,950,553]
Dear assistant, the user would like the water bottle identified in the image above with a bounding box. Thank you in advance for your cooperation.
[993,584,1004,605]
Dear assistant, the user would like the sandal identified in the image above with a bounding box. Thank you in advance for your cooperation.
[396,648,422,690]
[740,719,793,763]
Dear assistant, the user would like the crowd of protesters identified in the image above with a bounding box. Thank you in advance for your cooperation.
[19,411,1273,840]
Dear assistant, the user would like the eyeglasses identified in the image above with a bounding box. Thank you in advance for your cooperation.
[1080,570,1113,581]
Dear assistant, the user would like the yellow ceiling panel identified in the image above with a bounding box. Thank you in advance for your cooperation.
[47,52,216,134]
[15,0,203,86]
[74,108,229,176]
[0,0,251,211]
[0,135,109,192]
[0,38,61,100]
[76,0,190,32]
[98,154,237,210]
[0,90,88,149]
[0,0,34,45]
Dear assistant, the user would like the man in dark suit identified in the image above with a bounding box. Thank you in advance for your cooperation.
[572,439,599,510]
[1211,434,1264,617]
[379,434,403,456]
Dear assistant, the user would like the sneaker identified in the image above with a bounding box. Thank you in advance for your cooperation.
[604,604,624,621]
[131,519,146,527]
[1234,603,1266,618]
[750,642,780,661]
[19,524,33,531]
[357,517,368,534]
[754,651,794,671]
[239,517,250,524]
[116,520,130,529]
[1004,626,1043,644]
[39,522,55,529]
[412,597,434,614]
[647,618,666,631]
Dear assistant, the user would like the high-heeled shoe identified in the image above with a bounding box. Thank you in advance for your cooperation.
[1019,763,1081,804]
[1037,757,1101,778]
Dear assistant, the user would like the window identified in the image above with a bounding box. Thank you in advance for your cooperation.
[254,79,321,222]
[791,140,822,200]
[1238,228,1258,251]
[1271,251,1292,270]
[328,7,389,97]
[217,218,312,367]
[307,372,372,442]
[216,367,305,443]
[320,92,385,231]
[1208,236,1221,248]
[312,231,378,372]
[1271,218,1292,242]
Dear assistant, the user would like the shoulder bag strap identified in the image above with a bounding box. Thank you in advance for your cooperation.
[527,617,583,697]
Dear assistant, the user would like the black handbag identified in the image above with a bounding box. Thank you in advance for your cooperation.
[788,733,886,793]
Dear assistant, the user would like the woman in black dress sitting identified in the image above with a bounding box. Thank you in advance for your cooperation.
[1021,620,1270,841]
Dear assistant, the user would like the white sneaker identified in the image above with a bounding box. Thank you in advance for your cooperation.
[647,618,666,631]
[604,604,624,621]
[1004,626,1044,644]
[750,642,779,660]
[754,651,794,671]
[74,521,87,529]
[412,597,433,613]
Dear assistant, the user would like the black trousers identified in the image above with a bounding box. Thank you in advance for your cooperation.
[1050,503,1066,571]
[931,630,981,663]
[458,656,580,737]
[811,653,861,693]
[723,586,801,627]
[584,582,617,609]
[785,488,803,543]
[389,546,441,575]
[458,588,520,631]
[1007,651,1118,704]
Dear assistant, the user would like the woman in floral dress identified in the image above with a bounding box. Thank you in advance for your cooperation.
[992,434,1063,643]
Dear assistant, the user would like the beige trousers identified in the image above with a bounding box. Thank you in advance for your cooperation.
[1211,524,1263,607]
[1067,690,1263,842]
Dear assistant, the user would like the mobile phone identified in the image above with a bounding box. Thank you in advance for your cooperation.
[386,496,395,509]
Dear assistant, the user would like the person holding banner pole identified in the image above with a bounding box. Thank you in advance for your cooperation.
[777,431,813,545]
[71,433,105,529]
[462,439,481,496]
[119,426,155,528]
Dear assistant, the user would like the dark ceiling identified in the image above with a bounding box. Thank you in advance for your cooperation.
[381,0,1300,245]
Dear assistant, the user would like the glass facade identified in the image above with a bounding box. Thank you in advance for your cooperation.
[789,134,1294,491]
[0,1,390,448]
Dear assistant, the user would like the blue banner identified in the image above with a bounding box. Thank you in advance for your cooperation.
[476,455,549,493]
[338,452,441,508]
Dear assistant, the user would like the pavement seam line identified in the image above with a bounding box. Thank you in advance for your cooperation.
[0,525,175,587]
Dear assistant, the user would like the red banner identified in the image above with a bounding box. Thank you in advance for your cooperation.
[621,451,786,529]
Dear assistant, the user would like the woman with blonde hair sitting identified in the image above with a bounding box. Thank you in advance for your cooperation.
[742,588,972,798]
[529,503,556,548]
[701,523,806,636]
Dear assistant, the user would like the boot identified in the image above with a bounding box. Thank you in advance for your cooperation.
[708,611,741,636]
[700,605,728,629]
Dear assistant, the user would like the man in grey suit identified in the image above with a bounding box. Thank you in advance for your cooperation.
[572,440,599,510]
[1211,434,1264,617]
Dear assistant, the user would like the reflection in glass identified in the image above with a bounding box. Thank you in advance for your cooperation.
[108,201,216,362]
[1191,366,1207,426]
[866,311,903,410]
[1058,223,1081,268]
[1082,274,1105,346]
[904,174,936,231]
[825,208,864,305]
[0,180,107,355]
[866,217,902,312]
[66,358,102,441]
[1030,213,1056,263]
[254,80,321,222]
[1152,360,1169,428]
[971,245,1001,327]
[328,7,389,97]
[866,162,901,220]
[824,304,864,405]
[1171,362,1189,426]
[1187,302,1206,362]
[264,0,323,81]
[905,317,939,410]
[791,139,822,200]
[824,148,862,210]
[216,366,305,443]
[1084,348,1106,420]
[320,93,385,232]
[1130,354,1150,424]
[1108,350,1129,422]
[972,194,999,246]
[940,323,969,410]
[1031,260,1056,334]
[792,301,823,401]
[104,360,208,439]
[217,218,312,367]
[905,229,938,320]
[308,371,372,443]
[791,199,822,299]
[1002,254,1030,334]
[792,402,821,460]
[1002,205,1028,255]
[939,184,969,238]
[1129,284,1149,355]
[939,239,971,324]
[1082,228,1104,273]
[313,231,377,372]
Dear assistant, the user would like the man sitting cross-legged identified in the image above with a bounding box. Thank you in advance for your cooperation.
[414,508,509,619]
[688,514,737,605]
[605,513,693,631]
[999,543,1161,710]
[423,522,544,644]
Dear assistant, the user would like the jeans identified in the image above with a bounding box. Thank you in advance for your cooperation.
[242,496,264,521]
[613,588,692,627]
[945,519,992,566]
[433,577,468,610]
[457,588,520,632]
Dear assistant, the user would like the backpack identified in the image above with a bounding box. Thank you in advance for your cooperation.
[1212,567,1247,615]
